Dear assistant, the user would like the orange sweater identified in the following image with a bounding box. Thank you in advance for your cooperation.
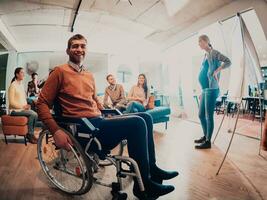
[36,64,103,134]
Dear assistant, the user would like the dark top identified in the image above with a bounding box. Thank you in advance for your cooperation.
[27,80,38,97]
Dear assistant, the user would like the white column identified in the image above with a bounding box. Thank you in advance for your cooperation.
[5,50,18,109]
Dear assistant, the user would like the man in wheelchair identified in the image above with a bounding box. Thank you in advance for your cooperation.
[36,34,178,199]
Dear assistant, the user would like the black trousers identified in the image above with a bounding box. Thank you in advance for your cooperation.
[79,112,156,181]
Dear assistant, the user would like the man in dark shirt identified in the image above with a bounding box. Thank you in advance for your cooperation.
[27,72,39,97]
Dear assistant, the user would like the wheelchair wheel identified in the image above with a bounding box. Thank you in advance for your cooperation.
[98,140,126,167]
[37,129,93,195]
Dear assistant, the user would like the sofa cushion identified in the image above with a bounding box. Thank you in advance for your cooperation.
[1,115,28,126]
[153,116,170,124]
[2,125,28,135]
[154,99,161,107]
[146,106,171,120]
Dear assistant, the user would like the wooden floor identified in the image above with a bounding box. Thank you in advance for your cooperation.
[0,117,266,200]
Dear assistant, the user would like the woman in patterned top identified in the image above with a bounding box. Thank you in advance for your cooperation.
[195,35,231,149]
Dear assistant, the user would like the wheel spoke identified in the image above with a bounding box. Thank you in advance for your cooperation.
[37,130,93,194]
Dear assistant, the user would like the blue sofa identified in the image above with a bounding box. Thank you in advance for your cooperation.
[146,99,171,129]
[98,93,171,129]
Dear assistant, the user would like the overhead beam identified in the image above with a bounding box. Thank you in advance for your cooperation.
[220,7,254,23]
[0,19,18,51]
[134,0,161,20]
[70,0,83,32]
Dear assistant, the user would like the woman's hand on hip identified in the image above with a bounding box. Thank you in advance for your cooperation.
[213,70,219,81]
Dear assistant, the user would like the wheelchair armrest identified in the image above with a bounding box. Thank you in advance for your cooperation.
[53,115,97,132]
[100,109,123,116]
[80,118,97,132]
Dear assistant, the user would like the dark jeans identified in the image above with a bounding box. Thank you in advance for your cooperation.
[198,88,219,141]
[11,109,38,136]
[77,112,155,182]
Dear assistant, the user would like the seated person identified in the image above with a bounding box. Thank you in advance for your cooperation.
[27,72,41,110]
[8,67,38,144]
[36,34,178,199]
[27,72,40,98]
[125,74,150,113]
[103,74,127,111]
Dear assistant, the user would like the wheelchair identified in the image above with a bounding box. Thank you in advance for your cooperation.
[37,109,145,199]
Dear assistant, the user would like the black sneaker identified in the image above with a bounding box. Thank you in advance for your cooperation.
[151,166,179,184]
[194,136,206,144]
[133,180,175,199]
[26,134,38,144]
[195,140,211,149]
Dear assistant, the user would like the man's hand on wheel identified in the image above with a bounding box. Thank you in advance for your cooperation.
[53,129,73,151]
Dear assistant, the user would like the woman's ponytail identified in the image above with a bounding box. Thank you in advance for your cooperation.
[11,67,23,83]
[11,77,16,83]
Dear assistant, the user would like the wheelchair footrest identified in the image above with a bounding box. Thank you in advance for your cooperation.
[117,169,131,178]
[111,182,127,200]
[111,191,127,200]
[111,182,120,192]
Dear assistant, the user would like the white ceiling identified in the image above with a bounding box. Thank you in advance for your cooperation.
[0,0,235,53]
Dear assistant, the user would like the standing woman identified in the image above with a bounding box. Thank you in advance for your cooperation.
[125,74,150,113]
[8,67,38,144]
[195,35,231,149]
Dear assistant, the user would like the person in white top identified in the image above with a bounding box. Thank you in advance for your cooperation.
[8,67,38,144]
[125,74,150,113]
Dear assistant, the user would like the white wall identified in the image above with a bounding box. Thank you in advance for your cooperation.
[86,53,108,94]
[108,54,140,93]
[139,61,163,92]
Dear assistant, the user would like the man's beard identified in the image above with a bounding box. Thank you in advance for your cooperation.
[70,55,84,65]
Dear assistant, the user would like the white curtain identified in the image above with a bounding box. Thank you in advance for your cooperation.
[228,17,245,102]
[241,16,264,86]
[228,14,263,101]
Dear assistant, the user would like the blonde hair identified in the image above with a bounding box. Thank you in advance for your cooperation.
[199,34,212,48]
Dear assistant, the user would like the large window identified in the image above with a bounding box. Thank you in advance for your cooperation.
[0,53,8,90]
[117,65,132,83]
